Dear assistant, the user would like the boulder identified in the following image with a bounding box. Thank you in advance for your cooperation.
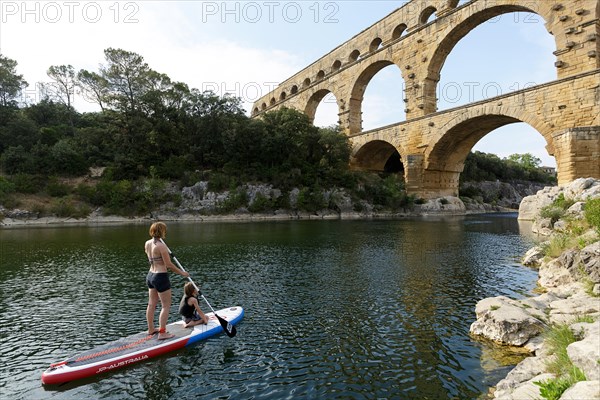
[559,380,600,400]
[580,242,600,283]
[539,258,575,288]
[494,355,547,395]
[470,297,546,346]
[522,246,544,267]
[495,373,555,399]
[567,322,600,381]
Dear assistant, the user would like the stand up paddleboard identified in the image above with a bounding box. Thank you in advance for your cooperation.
[41,306,244,385]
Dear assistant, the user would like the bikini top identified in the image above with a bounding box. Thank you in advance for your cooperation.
[148,238,164,265]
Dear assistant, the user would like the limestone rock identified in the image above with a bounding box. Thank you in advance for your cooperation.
[539,258,575,288]
[495,373,554,399]
[559,380,600,400]
[417,196,466,214]
[580,242,600,283]
[522,246,544,267]
[532,217,553,235]
[564,177,600,200]
[471,297,546,346]
[567,321,600,381]
[549,296,600,324]
[566,201,586,217]
[494,356,547,395]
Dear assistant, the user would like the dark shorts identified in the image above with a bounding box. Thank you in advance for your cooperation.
[147,272,171,293]
[182,311,202,323]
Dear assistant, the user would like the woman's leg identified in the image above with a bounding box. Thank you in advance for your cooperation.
[157,289,174,339]
[147,289,159,334]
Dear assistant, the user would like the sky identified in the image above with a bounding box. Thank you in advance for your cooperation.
[0,0,557,167]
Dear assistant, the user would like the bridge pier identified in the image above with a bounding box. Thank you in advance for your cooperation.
[552,127,600,185]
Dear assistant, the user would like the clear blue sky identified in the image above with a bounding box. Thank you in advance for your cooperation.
[1,0,557,166]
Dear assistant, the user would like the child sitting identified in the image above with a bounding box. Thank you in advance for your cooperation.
[179,282,209,328]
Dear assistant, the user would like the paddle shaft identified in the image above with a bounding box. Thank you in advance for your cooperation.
[159,239,236,337]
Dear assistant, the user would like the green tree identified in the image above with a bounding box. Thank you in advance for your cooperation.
[507,153,542,169]
[0,54,28,107]
[43,65,76,109]
[77,69,109,111]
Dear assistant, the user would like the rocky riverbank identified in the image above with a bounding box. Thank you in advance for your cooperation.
[1,179,547,227]
[470,178,600,400]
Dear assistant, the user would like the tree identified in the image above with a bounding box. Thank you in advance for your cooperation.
[0,54,28,107]
[77,69,109,111]
[100,48,152,114]
[42,65,76,109]
[507,153,541,169]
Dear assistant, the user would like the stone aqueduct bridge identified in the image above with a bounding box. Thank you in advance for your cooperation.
[252,0,600,198]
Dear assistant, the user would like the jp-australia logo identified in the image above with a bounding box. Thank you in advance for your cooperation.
[97,355,149,373]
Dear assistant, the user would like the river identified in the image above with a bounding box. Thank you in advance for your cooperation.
[0,214,539,399]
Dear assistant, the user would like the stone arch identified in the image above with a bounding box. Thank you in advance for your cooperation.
[304,88,341,125]
[351,140,406,173]
[392,23,408,40]
[291,85,298,94]
[280,92,287,101]
[425,112,554,173]
[420,6,437,24]
[425,3,553,114]
[446,0,460,8]
[317,70,326,80]
[348,59,403,134]
[349,50,361,62]
[332,60,342,71]
[303,78,311,88]
[370,38,383,52]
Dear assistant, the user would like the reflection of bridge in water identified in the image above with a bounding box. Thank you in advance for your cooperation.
[252,0,600,198]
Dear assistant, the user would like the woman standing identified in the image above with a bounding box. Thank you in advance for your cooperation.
[145,222,189,339]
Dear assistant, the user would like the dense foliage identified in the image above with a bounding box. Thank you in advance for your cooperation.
[461,151,555,184]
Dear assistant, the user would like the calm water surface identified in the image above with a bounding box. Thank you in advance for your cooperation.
[0,215,538,399]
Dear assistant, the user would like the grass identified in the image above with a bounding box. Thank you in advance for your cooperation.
[534,323,587,399]
[540,234,579,258]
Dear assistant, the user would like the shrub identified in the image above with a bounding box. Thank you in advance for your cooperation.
[535,367,586,400]
[0,176,16,196]
[540,234,578,258]
[46,178,71,197]
[533,323,587,400]
[296,186,327,213]
[50,198,91,219]
[540,194,577,224]
[584,198,600,233]
[248,192,272,213]
[10,174,46,194]
[216,188,248,214]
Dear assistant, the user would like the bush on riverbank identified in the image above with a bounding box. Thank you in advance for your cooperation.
[534,323,588,400]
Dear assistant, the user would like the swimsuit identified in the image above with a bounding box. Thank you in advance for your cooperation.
[179,295,201,322]
[146,238,170,292]
[146,272,171,292]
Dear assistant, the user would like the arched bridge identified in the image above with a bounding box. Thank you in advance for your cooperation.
[252,0,600,198]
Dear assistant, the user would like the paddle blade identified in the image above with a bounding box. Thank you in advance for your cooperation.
[216,314,237,338]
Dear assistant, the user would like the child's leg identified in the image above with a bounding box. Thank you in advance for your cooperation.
[184,319,203,328]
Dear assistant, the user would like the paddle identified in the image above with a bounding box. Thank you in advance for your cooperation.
[159,239,237,338]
